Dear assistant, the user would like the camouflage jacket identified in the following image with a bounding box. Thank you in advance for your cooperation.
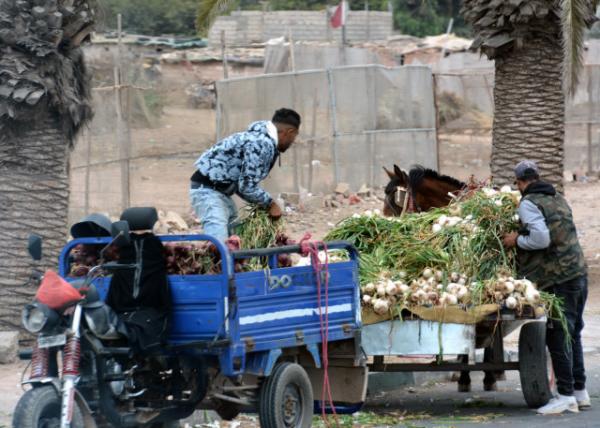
[193,121,278,207]
[517,181,586,288]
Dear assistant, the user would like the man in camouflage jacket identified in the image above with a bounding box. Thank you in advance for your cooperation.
[190,108,300,241]
[503,160,589,415]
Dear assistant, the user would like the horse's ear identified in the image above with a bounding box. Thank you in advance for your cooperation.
[394,164,408,185]
[383,166,395,180]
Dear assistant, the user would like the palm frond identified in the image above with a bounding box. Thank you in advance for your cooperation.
[561,0,592,96]
[196,0,233,35]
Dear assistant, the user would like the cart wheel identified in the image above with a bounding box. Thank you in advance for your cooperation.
[258,362,313,428]
[519,322,552,408]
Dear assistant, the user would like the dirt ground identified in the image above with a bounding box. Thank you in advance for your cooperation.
[2,181,599,426]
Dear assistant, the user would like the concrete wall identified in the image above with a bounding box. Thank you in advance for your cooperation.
[209,11,393,46]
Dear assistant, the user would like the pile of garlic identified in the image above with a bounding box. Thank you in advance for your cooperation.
[361,269,542,316]
[361,268,472,315]
[489,275,540,310]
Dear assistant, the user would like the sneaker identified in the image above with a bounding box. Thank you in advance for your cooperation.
[536,394,579,415]
[574,389,591,409]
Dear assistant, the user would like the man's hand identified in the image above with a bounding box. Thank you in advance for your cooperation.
[502,231,519,249]
[268,201,283,220]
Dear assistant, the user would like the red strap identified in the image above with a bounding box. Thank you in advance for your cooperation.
[298,233,338,424]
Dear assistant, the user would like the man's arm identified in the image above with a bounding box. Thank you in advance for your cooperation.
[517,199,551,250]
[237,138,273,207]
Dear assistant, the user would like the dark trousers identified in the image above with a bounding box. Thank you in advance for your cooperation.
[546,274,588,396]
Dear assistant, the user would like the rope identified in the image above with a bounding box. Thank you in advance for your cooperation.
[299,233,338,427]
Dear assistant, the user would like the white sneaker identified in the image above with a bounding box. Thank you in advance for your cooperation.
[574,389,591,409]
[536,394,579,415]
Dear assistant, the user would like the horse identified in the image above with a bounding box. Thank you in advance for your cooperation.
[382,164,501,392]
[382,164,466,217]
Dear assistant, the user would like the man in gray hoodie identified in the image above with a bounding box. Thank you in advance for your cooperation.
[503,160,589,415]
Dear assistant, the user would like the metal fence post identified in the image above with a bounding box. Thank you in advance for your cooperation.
[327,69,340,184]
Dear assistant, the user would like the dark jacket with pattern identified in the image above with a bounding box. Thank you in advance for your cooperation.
[517,181,586,288]
[193,121,278,207]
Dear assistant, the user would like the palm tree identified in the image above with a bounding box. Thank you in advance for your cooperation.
[0,0,95,330]
[461,0,599,190]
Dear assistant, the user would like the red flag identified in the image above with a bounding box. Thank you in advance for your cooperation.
[330,1,347,29]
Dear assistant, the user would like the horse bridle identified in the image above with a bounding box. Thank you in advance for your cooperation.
[390,185,417,216]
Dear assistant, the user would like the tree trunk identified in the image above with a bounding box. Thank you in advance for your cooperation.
[0,115,70,331]
[491,34,565,192]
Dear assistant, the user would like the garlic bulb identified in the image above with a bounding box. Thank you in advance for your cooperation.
[503,281,515,294]
[376,284,386,297]
[373,299,390,315]
[385,282,398,296]
[362,295,372,304]
[440,292,458,305]
[422,268,433,279]
[505,296,517,309]
[364,283,375,293]
[525,286,540,304]
[456,286,469,300]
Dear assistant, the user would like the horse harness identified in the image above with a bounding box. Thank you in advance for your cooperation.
[394,185,418,216]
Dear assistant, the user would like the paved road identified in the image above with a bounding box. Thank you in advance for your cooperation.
[3,316,600,428]
[366,349,600,428]
[357,311,600,427]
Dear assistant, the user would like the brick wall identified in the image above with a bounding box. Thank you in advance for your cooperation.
[209,10,393,46]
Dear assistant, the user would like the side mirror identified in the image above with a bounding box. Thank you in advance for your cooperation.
[27,235,42,261]
[99,221,130,262]
[110,221,131,247]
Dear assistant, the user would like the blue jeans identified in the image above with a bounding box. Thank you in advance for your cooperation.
[189,187,238,242]
[546,274,588,396]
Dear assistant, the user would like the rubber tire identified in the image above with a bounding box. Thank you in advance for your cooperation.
[258,363,313,428]
[519,321,552,408]
[12,385,84,428]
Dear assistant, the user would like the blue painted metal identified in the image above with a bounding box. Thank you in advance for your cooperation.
[245,349,283,376]
[306,343,322,369]
[315,402,363,415]
[58,236,360,378]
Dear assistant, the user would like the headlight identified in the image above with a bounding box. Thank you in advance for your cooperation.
[22,303,58,333]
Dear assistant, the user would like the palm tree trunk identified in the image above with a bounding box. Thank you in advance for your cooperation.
[0,115,70,330]
[491,34,565,191]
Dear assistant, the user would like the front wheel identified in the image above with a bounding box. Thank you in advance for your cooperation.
[258,363,313,428]
[12,385,84,428]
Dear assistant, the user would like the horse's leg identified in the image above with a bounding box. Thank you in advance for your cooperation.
[482,347,497,391]
[483,326,505,391]
[457,354,471,392]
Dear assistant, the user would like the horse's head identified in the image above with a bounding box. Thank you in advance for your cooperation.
[383,165,466,217]
[383,164,411,217]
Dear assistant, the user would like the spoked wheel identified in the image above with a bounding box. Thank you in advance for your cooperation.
[258,362,313,428]
[12,385,84,428]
